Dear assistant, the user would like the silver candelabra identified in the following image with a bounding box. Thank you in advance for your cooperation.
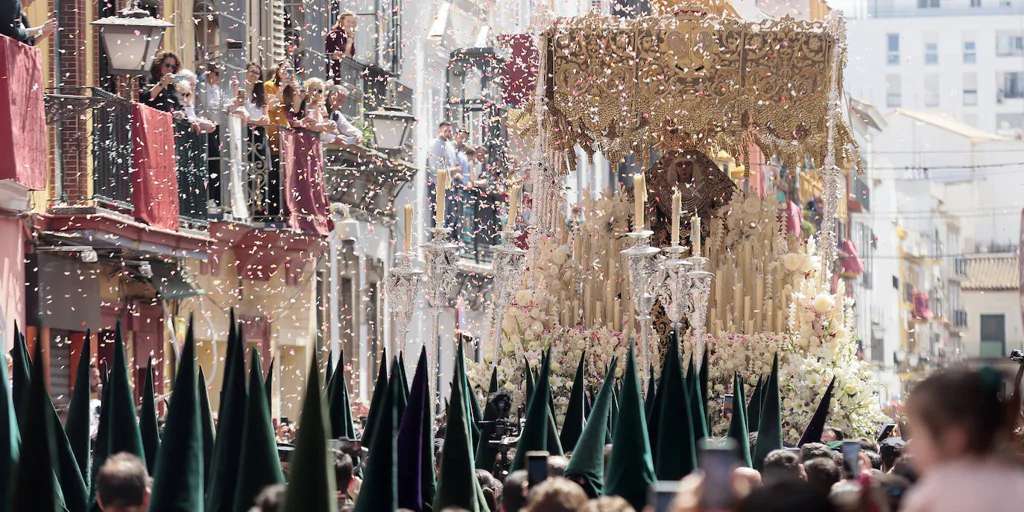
[383,250,422,356]
[622,230,660,373]
[654,247,716,361]
[422,227,460,409]
[488,230,528,369]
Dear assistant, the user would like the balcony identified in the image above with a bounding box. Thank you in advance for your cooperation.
[45,87,209,235]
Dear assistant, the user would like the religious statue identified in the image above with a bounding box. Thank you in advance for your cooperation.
[635,149,736,356]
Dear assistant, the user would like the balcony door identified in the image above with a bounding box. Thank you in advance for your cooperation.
[979,314,1006,358]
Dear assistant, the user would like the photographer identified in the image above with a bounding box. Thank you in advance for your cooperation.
[140,52,184,114]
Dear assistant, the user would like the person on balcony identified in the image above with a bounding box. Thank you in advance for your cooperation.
[0,0,56,45]
[140,52,184,114]
[264,62,297,152]
[427,121,460,235]
[300,78,340,136]
[281,83,307,129]
[326,12,357,82]
[175,81,217,134]
[235,62,269,126]
[324,82,362,145]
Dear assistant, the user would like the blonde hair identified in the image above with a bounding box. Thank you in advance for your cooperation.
[334,12,356,29]
[303,77,325,94]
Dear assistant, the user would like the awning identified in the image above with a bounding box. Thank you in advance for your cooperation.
[840,240,864,275]
[891,108,1012,143]
[150,261,201,300]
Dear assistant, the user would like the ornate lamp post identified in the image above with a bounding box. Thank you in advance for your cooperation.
[92,3,173,76]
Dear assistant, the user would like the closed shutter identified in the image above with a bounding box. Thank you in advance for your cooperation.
[272,0,286,64]
[49,330,74,406]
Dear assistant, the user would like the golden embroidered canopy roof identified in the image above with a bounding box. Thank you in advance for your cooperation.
[533,9,859,173]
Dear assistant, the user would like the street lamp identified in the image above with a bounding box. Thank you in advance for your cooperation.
[364,107,416,152]
[92,2,173,76]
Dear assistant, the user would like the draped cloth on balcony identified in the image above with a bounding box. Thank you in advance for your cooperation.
[0,35,46,190]
[839,239,864,275]
[281,129,331,236]
[131,103,180,231]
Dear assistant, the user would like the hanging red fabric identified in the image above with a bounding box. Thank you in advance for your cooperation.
[0,35,46,190]
[280,129,331,236]
[131,103,180,231]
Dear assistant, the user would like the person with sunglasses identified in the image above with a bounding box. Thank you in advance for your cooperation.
[140,52,184,114]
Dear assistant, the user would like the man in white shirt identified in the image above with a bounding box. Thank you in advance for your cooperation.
[426,122,459,232]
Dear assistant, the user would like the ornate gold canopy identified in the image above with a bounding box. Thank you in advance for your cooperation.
[531,9,859,173]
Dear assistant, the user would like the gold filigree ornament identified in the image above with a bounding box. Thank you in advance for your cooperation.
[540,10,860,175]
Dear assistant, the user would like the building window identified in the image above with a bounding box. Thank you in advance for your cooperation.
[924,74,940,107]
[964,40,976,63]
[886,74,901,107]
[924,33,939,65]
[979,314,1005,357]
[971,0,981,6]
[996,31,1024,56]
[963,72,978,105]
[996,113,1024,130]
[998,71,1024,100]
[887,34,900,65]
[917,0,940,7]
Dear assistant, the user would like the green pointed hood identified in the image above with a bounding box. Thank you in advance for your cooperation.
[392,356,408,424]
[643,364,656,423]
[699,347,709,428]
[149,321,204,512]
[232,350,284,512]
[432,362,484,512]
[752,354,782,471]
[0,327,19,512]
[455,340,481,451]
[606,383,618,445]
[198,366,216,486]
[727,374,752,468]
[541,351,563,457]
[10,322,30,419]
[685,353,708,440]
[353,352,401,512]
[603,342,655,511]
[88,366,111,512]
[487,367,498,395]
[206,311,247,512]
[560,352,588,451]
[140,358,160,475]
[524,357,534,404]
[328,350,356,439]
[398,351,410,398]
[65,331,92,488]
[653,335,697,481]
[747,375,763,433]
[325,354,335,399]
[797,376,836,447]
[510,349,553,472]
[282,354,337,512]
[397,347,435,512]
[264,357,274,413]
[564,356,618,499]
[53,395,88,512]
[361,348,388,447]
[12,339,64,512]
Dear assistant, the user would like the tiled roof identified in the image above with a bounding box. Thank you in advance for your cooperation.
[962,254,1019,291]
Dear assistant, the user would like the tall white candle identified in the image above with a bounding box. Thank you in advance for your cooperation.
[506,184,521,232]
[403,204,413,251]
[671,188,681,245]
[691,215,702,257]
[434,169,449,228]
[634,173,646,230]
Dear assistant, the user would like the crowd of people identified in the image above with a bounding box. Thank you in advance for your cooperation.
[427,121,508,247]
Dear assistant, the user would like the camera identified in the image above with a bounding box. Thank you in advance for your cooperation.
[479,390,521,480]
[1010,349,1024,362]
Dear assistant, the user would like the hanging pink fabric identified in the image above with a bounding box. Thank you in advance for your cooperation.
[912,292,934,320]
[131,103,179,231]
[840,240,864,274]
[0,35,46,190]
[280,129,331,236]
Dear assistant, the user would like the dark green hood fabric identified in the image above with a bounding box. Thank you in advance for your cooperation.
[564,356,618,499]
[603,343,655,511]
